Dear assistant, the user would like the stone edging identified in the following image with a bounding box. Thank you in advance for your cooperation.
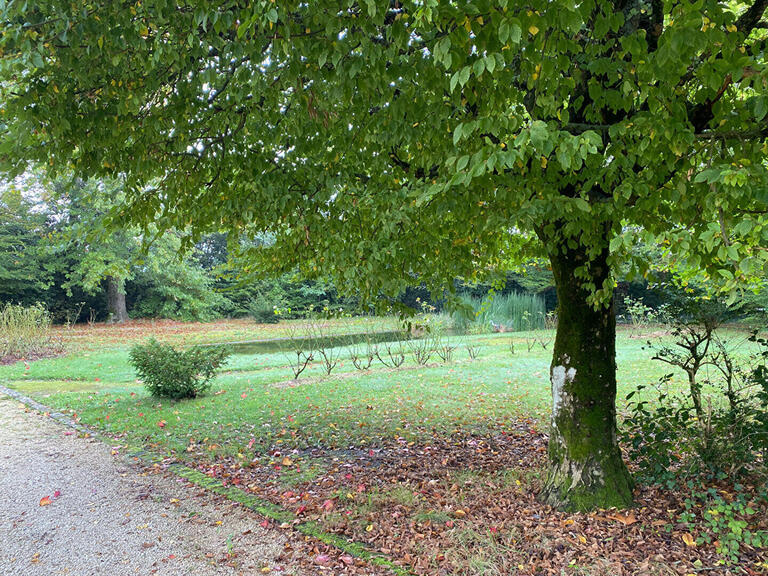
[0,383,415,576]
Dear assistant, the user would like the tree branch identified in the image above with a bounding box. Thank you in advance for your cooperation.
[736,0,768,33]
[696,126,768,140]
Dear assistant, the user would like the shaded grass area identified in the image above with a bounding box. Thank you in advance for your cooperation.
[1,328,689,460]
[1,326,737,462]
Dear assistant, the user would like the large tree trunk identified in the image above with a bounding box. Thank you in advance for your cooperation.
[539,242,634,511]
[106,276,129,323]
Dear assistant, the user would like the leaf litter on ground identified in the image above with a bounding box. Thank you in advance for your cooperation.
[172,419,768,576]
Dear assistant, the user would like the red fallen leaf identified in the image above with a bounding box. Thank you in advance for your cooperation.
[321,499,335,512]
[138,413,144,417]
[260,519,270,529]
[241,393,248,399]
[53,490,61,498]
[296,505,307,515]
[357,484,366,493]
[344,473,353,480]
[340,555,354,565]
[247,438,255,450]
[158,420,166,428]
[39,496,52,506]
[314,554,331,565]
[445,520,454,528]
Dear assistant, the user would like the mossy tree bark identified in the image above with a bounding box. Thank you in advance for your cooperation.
[539,242,634,511]
[106,275,129,324]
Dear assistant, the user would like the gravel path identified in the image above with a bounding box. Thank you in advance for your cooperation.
[0,398,292,576]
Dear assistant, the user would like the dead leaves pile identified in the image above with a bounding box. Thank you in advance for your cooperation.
[188,421,766,575]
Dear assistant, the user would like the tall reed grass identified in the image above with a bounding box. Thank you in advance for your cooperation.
[0,302,56,360]
[452,292,547,333]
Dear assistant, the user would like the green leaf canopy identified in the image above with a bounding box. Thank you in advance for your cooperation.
[1,0,767,298]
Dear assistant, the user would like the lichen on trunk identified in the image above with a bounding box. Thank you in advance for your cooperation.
[106,275,129,324]
[539,241,634,511]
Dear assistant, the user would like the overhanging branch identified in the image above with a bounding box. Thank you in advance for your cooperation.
[696,126,768,140]
[736,0,768,33]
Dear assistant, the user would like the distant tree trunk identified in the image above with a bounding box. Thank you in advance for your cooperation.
[538,239,634,511]
[106,276,129,323]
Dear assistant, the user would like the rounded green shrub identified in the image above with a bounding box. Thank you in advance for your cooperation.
[248,295,279,324]
[129,338,230,399]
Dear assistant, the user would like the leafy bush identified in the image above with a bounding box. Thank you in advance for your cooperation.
[0,302,57,360]
[129,339,230,399]
[248,295,279,324]
[678,484,768,565]
[622,377,698,486]
[623,328,768,484]
[621,327,768,565]
[623,375,766,485]
[127,233,227,322]
[620,295,669,330]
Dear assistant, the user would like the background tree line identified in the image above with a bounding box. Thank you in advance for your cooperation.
[0,174,355,323]
[3,173,767,326]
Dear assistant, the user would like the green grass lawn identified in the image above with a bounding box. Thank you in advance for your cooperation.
[1,320,747,460]
[3,319,765,575]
